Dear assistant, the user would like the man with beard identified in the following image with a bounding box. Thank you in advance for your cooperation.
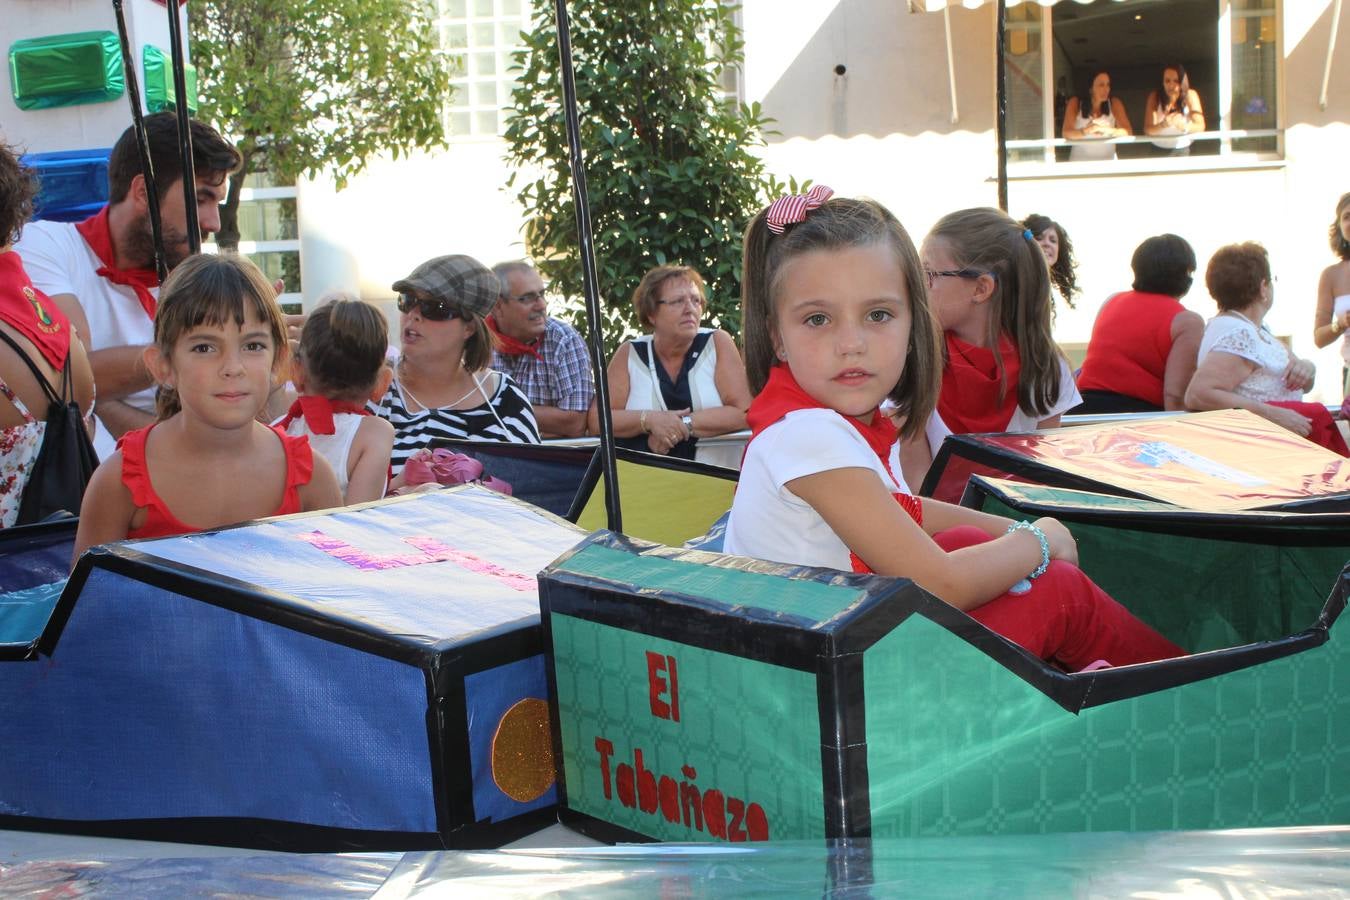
[15,113,241,457]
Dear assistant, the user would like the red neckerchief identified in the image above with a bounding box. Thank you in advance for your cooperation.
[0,251,70,369]
[279,396,370,435]
[938,331,1022,435]
[73,207,159,320]
[486,315,543,360]
[747,363,921,574]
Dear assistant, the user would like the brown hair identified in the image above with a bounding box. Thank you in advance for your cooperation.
[108,112,241,203]
[741,195,940,441]
[0,141,38,245]
[1330,193,1350,261]
[631,265,707,329]
[297,295,389,401]
[927,207,1064,418]
[1205,242,1271,312]
[462,312,494,373]
[152,253,288,418]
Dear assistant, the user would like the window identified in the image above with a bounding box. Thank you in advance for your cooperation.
[1004,0,1279,164]
[203,171,302,307]
[435,0,534,139]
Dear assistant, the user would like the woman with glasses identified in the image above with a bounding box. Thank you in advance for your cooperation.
[1074,234,1204,414]
[1186,243,1346,453]
[590,265,750,467]
[897,208,1080,490]
[377,255,539,479]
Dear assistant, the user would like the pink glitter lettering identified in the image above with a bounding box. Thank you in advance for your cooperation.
[294,531,535,591]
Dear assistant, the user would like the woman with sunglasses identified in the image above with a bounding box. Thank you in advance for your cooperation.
[896,208,1080,491]
[377,255,539,479]
[589,265,750,468]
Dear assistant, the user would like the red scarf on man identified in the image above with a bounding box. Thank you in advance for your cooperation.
[73,207,159,320]
[486,315,542,360]
[746,363,921,573]
[0,251,71,369]
[937,331,1022,435]
[278,396,369,435]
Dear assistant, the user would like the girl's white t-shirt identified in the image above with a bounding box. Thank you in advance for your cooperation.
[724,408,909,572]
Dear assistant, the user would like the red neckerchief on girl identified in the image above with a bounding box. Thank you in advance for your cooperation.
[73,207,159,320]
[0,250,70,369]
[486,315,543,360]
[747,363,921,574]
[279,396,370,435]
[938,331,1022,435]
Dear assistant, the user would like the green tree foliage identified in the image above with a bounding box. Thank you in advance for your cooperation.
[504,1,785,347]
[190,0,453,248]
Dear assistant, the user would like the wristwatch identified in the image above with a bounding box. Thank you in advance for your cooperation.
[681,415,694,439]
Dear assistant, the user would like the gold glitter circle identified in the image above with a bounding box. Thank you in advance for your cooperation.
[491,697,555,803]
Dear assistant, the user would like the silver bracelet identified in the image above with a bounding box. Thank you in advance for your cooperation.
[1007,520,1050,580]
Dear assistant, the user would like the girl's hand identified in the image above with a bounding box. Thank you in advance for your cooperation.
[1282,358,1316,392]
[1034,517,1079,567]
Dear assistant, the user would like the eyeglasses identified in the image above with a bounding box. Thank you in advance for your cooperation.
[924,268,989,290]
[655,293,705,309]
[508,290,547,306]
[397,293,462,321]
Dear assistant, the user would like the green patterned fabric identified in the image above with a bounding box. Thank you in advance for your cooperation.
[9,32,124,110]
[552,613,826,841]
[863,614,1350,836]
[556,543,866,624]
[141,45,198,114]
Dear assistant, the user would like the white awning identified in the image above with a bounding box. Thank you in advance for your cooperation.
[908,0,1123,12]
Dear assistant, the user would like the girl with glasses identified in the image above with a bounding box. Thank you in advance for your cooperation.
[376,255,539,485]
[899,208,1080,492]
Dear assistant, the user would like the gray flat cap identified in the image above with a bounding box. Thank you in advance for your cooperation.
[392,255,499,317]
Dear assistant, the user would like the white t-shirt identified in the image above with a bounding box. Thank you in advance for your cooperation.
[725,408,908,572]
[14,218,158,458]
[283,411,366,497]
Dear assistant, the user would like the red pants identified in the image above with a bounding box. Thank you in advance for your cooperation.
[933,526,1185,670]
[1268,400,1349,456]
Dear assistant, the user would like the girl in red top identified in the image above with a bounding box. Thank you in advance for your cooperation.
[73,254,341,562]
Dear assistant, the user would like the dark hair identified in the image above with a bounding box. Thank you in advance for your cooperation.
[463,312,494,373]
[1330,193,1350,261]
[928,207,1063,418]
[297,296,389,401]
[1205,242,1271,312]
[1079,70,1115,119]
[1022,213,1077,306]
[108,112,241,204]
[631,265,706,330]
[1131,234,1197,297]
[152,253,288,418]
[1152,63,1192,117]
[741,195,940,441]
[0,141,38,245]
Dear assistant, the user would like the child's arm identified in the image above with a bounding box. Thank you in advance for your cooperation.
[788,467,1073,611]
[71,453,136,568]
[920,497,1079,567]
[344,416,396,505]
[299,453,344,512]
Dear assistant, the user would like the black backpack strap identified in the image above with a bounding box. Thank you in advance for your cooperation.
[0,328,63,408]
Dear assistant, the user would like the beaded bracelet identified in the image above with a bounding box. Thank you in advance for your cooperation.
[1007,520,1050,580]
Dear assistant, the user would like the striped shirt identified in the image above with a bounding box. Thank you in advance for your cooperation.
[375,370,540,474]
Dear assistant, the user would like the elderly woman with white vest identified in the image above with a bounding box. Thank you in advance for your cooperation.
[590,265,750,469]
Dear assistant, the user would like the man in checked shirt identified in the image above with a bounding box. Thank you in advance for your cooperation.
[487,260,594,438]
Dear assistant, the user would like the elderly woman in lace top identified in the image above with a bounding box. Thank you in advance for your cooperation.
[1186,242,1347,455]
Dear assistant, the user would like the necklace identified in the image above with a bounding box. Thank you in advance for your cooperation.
[1222,309,1273,341]
[398,360,485,412]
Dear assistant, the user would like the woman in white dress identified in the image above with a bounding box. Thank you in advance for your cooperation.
[1311,192,1350,395]
[1186,242,1346,454]
[1061,70,1132,162]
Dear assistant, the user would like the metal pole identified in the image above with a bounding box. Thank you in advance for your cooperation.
[165,0,200,253]
[111,0,167,280]
[995,0,1009,212]
[553,0,621,532]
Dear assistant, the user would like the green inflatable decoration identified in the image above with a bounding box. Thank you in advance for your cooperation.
[9,31,124,110]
